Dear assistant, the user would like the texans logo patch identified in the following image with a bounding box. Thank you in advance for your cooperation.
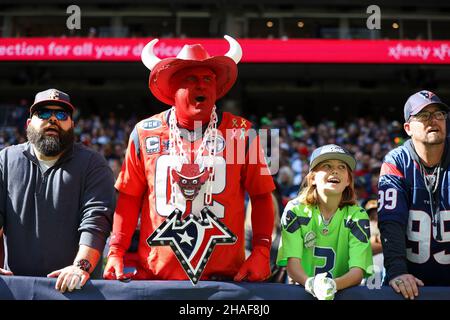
[147,207,237,285]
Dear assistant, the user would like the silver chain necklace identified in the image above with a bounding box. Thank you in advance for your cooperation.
[422,163,440,194]
[168,106,218,209]
[419,161,442,238]
[320,211,335,235]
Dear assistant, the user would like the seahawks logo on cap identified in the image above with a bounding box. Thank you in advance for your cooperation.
[325,145,345,154]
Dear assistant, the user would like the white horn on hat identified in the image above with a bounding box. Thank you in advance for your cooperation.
[224,35,242,64]
[141,39,162,70]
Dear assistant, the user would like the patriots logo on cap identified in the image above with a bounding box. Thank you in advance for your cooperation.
[147,207,237,285]
[49,90,60,100]
[419,91,435,100]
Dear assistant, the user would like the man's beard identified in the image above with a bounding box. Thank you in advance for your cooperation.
[424,134,445,146]
[27,124,74,157]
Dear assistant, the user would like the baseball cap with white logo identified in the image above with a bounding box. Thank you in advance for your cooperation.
[309,144,356,171]
[404,90,449,121]
[29,88,75,115]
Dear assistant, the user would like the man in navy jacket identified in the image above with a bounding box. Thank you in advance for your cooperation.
[0,88,115,293]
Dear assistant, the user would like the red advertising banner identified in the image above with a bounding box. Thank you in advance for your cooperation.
[0,38,449,64]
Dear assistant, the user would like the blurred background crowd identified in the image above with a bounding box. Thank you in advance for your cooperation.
[1,102,405,210]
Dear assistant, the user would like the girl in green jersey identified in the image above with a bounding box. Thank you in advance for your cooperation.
[277,144,373,300]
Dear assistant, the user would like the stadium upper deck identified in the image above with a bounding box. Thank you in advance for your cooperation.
[0,1,449,121]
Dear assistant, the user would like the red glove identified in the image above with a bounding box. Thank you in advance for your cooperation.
[103,248,134,280]
[233,192,274,282]
[103,254,123,280]
[233,246,271,282]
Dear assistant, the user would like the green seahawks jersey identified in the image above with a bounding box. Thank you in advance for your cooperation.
[277,199,373,278]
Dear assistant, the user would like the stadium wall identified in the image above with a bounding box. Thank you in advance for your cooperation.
[1,275,449,300]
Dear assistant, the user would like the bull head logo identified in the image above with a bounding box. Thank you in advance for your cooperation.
[172,163,210,201]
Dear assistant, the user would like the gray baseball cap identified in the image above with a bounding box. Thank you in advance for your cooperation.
[309,144,356,171]
[404,90,449,121]
[29,88,75,115]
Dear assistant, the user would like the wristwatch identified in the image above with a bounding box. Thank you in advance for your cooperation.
[74,259,92,273]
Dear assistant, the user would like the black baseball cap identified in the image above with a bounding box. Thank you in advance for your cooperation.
[29,88,75,115]
[309,144,356,171]
[404,90,449,121]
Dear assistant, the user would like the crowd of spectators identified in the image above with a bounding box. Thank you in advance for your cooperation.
[0,105,137,180]
[2,103,405,281]
[250,112,406,208]
[1,104,407,208]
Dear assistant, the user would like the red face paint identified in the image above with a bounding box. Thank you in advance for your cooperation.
[172,67,217,130]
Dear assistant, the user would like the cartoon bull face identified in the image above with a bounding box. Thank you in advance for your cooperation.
[172,163,210,200]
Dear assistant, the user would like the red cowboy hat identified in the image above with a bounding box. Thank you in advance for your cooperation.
[141,35,242,106]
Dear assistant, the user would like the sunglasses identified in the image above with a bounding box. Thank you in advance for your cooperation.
[34,109,70,121]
